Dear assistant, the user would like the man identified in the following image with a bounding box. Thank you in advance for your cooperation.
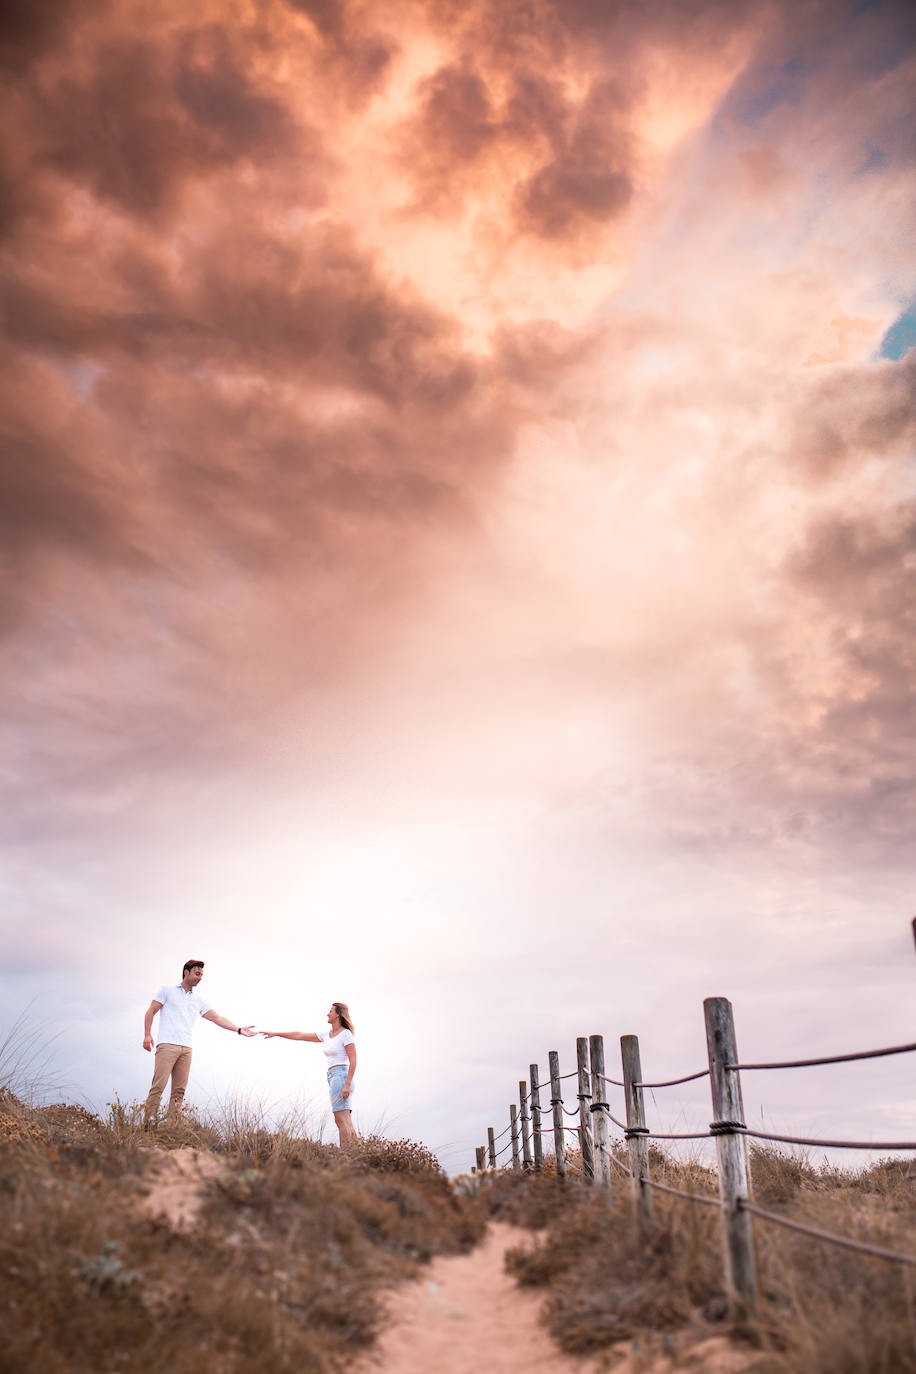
[142,959,256,1124]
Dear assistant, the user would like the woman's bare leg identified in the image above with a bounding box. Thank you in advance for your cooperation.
[334,1109,357,1146]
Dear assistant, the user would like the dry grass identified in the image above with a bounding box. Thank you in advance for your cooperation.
[0,1088,485,1374]
[3,1077,912,1373]
[482,1143,916,1371]
[751,1150,916,1374]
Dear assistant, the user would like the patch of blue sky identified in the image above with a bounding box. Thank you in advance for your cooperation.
[713,0,913,137]
[845,3,916,83]
[879,303,916,361]
[728,55,806,130]
[856,141,888,175]
[42,354,104,397]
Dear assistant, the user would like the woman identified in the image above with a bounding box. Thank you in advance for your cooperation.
[261,1002,357,1145]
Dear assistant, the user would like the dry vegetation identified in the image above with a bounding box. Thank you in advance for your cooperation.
[0,1088,483,1374]
[483,1143,916,1372]
[2,1075,913,1374]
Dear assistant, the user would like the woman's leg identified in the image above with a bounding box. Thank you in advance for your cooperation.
[333,1109,357,1145]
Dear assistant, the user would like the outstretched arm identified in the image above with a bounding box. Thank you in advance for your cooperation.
[260,1030,321,1042]
[202,1010,257,1037]
[342,1042,357,1100]
[143,1000,163,1052]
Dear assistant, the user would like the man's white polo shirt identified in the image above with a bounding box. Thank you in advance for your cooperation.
[154,984,213,1047]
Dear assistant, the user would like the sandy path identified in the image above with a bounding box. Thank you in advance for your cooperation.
[138,1164,757,1373]
[357,1223,759,1374]
[357,1222,603,1374]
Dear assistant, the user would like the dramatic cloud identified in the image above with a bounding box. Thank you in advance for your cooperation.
[2,0,914,1165]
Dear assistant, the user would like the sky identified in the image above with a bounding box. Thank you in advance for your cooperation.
[2,0,915,1171]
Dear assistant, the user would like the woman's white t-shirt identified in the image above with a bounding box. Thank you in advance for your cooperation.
[317,1028,354,1067]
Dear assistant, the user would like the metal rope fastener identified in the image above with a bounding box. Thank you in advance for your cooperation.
[624,1125,650,1139]
[709,1119,747,1135]
[590,1100,630,1132]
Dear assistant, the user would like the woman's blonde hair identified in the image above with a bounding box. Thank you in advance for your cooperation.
[332,1002,354,1033]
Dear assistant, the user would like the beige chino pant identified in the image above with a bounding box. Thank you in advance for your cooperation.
[144,1042,192,1120]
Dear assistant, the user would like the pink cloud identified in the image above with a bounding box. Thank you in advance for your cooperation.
[1,0,914,1154]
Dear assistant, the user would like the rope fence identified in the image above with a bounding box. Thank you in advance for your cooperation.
[643,1177,721,1208]
[471,964,916,1325]
[728,1040,916,1072]
[737,1199,916,1267]
[636,1068,710,1088]
[741,1126,916,1151]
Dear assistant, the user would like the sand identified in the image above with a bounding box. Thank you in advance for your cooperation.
[356,1223,760,1374]
[139,1145,224,1231]
[140,1159,759,1373]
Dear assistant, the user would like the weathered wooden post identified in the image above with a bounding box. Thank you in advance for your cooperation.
[620,1034,653,1233]
[912,915,915,958]
[487,1126,496,1171]
[529,1064,544,1172]
[589,1034,612,1189]
[548,1050,567,1179]
[519,1080,533,1169]
[576,1036,595,1183]
[475,1145,486,1173]
[510,1104,520,1170]
[704,997,759,1325]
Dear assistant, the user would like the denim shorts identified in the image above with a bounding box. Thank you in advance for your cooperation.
[327,1064,353,1112]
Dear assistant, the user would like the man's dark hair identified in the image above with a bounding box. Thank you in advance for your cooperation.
[183,959,205,975]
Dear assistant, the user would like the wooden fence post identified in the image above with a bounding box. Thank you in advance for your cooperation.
[519,1080,533,1169]
[576,1036,595,1184]
[529,1064,544,1172]
[475,1145,485,1173]
[912,915,916,958]
[589,1034,612,1189]
[510,1104,520,1170]
[704,997,759,1325]
[548,1050,567,1178]
[620,1034,653,1233]
[487,1126,496,1171]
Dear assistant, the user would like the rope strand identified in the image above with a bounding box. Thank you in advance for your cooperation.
[738,1199,916,1266]
[742,1126,916,1152]
[728,1041,916,1073]
[643,1177,722,1208]
[636,1068,710,1089]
